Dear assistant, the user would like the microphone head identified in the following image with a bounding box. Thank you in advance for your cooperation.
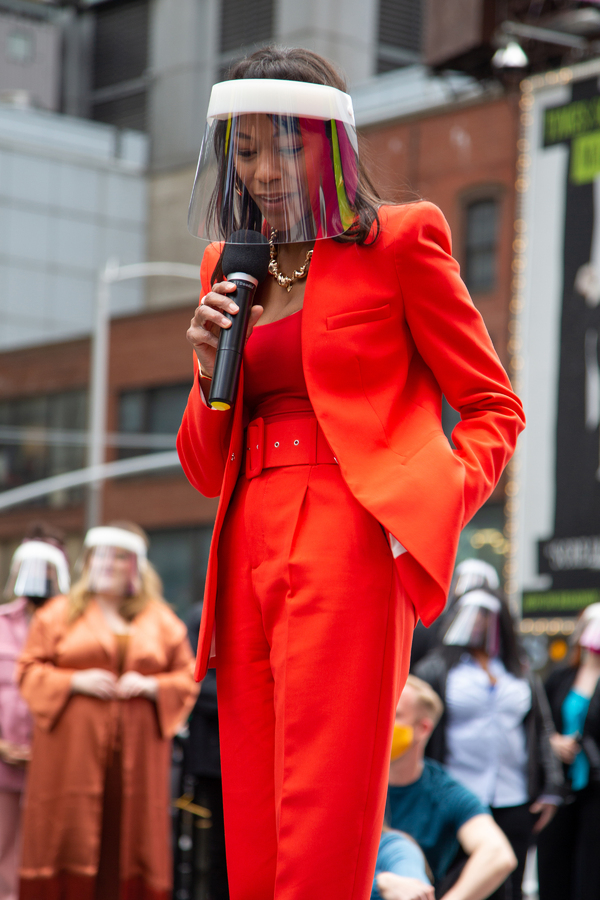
[222,230,270,284]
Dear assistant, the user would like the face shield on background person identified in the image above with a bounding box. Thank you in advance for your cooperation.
[4,540,70,605]
[449,558,500,605]
[188,78,359,244]
[82,527,147,598]
[575,602,600,654]
[442,589,502,657]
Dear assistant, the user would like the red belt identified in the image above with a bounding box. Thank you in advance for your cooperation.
[244,415,338,479]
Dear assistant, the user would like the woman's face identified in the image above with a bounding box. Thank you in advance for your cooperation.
[87,546,138,598]
[233,114,324,233]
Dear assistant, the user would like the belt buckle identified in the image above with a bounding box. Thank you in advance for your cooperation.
[245,418,265,479]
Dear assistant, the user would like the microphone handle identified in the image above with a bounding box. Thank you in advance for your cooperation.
[208,274,257,410]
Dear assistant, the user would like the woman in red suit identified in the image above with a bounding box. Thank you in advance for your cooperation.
[177,46,525,900]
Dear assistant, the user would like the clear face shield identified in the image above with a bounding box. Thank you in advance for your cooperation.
[188,78,359,244]
[442,590,502,657]
[83,527,147,599]
[4,540,70,604]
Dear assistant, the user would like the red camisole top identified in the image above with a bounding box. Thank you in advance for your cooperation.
[243,310,313,420]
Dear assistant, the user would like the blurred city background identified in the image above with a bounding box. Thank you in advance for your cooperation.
[1,0,599,734]
[5,1,600,898]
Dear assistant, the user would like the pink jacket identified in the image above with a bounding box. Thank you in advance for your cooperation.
[0,598,32,791]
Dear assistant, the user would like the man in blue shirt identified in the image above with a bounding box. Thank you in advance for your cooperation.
[383,676,516,900]
[372,829,433,900]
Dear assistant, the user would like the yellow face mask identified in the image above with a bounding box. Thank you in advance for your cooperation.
[390,724,414,761]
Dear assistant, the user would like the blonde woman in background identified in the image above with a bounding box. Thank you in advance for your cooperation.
[17,522,198,900]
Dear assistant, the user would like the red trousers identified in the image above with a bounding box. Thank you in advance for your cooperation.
[216,462,414,900]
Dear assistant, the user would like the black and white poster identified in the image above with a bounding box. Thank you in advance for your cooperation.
[517,63,600,616]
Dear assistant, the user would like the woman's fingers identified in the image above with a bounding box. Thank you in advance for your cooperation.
[187,284,242,376]
[188,325,219,350]
[198,297,238,329]
[196,284,239,324]
[187,285,263,378]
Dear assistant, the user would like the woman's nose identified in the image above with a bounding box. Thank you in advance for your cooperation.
[254,149,279,184]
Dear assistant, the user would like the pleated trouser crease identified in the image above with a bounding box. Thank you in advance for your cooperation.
[216,462,414,900]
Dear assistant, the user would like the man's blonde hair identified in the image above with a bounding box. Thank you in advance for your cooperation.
[403,675,444,727]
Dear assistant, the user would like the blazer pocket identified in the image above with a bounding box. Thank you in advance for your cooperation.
[326,303,392,330]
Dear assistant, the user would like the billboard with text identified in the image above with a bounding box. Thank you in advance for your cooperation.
[516,61,600,618]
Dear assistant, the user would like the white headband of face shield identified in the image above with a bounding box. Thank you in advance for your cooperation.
[453,559,500,598]
[455,589,502,614]
[206,78,356,127]
[84,527,147,562]
[11,540,71,595]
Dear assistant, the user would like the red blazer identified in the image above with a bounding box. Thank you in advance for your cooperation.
[177,202,525,680]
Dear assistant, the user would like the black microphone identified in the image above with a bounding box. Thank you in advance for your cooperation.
[208,231,270,410]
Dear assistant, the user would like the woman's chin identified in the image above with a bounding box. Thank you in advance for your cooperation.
[253,197,308,239]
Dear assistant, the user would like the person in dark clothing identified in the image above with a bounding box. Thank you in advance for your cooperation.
[186,603,229,900]
[410,559,500,670]
[537,603,600,900]
[415,590,563,900]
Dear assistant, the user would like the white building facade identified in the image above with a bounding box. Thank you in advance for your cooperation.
[0,103,148,350]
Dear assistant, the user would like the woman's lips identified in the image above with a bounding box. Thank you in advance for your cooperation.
[257,194,287,209]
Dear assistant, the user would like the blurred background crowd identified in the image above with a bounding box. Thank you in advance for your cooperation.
[3,0,600,898]
[2,530,600,900]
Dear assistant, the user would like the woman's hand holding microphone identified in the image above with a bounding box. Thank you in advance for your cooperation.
[71,669,158,701]
[186,282,263,379]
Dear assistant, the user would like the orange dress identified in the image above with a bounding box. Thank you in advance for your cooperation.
[17,595,198,900]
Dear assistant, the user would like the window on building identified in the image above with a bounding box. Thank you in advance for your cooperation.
[218,0,274,76]
[464,198,499,294]
[6,28,35,65]
[118,383,189,459]
[91,0,149,131]
[377,0,422,74]
[147,526,213,620]
[0,390,87,505]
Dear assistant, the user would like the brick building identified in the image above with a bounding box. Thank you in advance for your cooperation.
[357,83,522,581]
[363,92,519,369]
[0,303,217,613]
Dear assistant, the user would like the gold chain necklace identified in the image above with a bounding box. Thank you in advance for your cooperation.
[268,230,313,293]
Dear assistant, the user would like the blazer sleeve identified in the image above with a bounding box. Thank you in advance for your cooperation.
[176,243,235,498]
[155,617,200,739]
[395,202,525,526]
[17,602,75,732]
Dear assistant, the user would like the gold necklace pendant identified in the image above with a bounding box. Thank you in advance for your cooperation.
[268,233,313,293]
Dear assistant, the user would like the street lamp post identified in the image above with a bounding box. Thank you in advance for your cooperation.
[86,260,200,529]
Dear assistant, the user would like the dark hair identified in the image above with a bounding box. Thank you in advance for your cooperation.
[25,520,66,550]
[210,45,384,284]
[440,591,526,678]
